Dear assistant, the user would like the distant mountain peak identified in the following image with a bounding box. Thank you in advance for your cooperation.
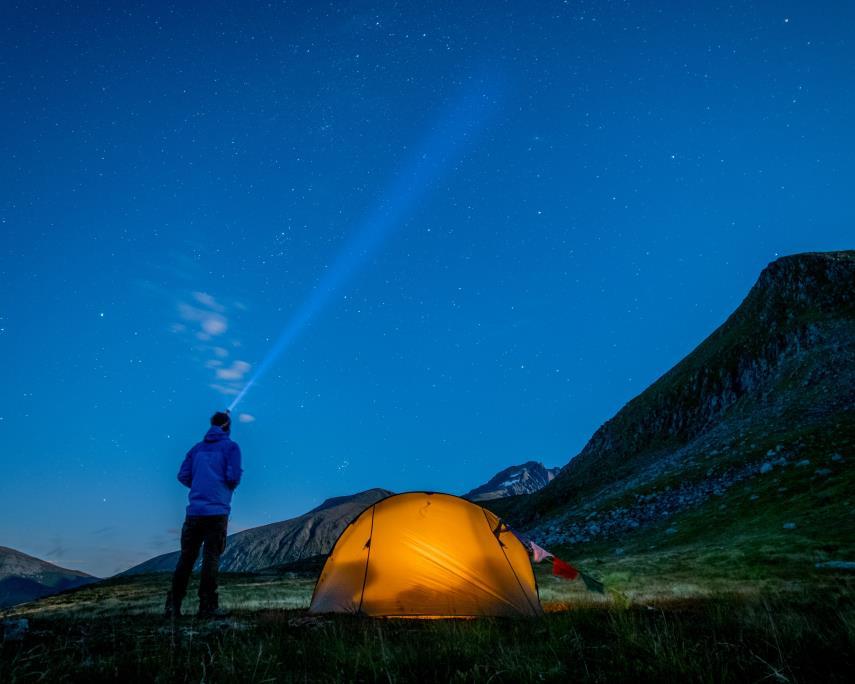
[0,546,98,608]
[307,488,394,514]
[464,461,560,501]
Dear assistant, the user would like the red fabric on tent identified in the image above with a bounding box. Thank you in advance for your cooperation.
[552,557,580,580]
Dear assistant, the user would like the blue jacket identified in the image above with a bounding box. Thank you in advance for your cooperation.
[178,426,243,516]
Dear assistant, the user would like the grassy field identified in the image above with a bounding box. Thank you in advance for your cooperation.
[2,553,854,682]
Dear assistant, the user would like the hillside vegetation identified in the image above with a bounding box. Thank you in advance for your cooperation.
[498,252,854,559]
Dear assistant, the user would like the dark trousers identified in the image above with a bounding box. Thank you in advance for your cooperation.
[170,514,228,608]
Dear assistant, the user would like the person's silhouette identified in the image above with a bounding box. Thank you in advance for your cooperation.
[164,411,242,618]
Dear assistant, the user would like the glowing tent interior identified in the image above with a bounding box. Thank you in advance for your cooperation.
[308,492,542,617]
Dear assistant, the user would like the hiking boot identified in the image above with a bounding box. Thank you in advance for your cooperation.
[164,591,182,619]
[197,592,226,619]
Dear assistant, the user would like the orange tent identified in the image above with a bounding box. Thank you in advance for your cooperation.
[308,492,542,617]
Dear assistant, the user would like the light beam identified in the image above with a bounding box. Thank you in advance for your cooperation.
[229,78,501,411]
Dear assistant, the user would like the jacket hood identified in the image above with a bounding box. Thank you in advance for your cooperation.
[204,426,231,442]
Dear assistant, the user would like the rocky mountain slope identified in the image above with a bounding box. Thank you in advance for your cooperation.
[495,251,854,549]
[123,488,392,575]
[0,546,98,608]
[463,461,560,501]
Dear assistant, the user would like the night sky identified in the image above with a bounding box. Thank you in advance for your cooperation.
[2,2,853,576]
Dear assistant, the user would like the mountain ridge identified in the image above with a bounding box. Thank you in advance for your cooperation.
[463,461,560,501]
[496,251,854,546]
[0,546,98,608]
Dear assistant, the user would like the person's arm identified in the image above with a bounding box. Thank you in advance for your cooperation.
[177,448,194,488]
[226,443,243,491]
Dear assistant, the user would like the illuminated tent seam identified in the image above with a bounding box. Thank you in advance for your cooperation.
[309,491,543,618]
[480,507,540,615]
[356,504,376,614]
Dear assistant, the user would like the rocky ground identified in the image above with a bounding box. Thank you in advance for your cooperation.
[528,446,848,549]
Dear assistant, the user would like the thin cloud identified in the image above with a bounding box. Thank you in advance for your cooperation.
[210,383,240,396]
[216,360,251,381]
[46,536,66,559]
[169,280,249,398]
[238,413,256,423]
[177,302,228,337]
[201,314,227,335]
[192,291,225,312]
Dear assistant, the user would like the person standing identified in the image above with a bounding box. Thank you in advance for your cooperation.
[165,411,242,618]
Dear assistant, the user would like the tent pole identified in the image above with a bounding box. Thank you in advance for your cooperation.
[356,504,377,615]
